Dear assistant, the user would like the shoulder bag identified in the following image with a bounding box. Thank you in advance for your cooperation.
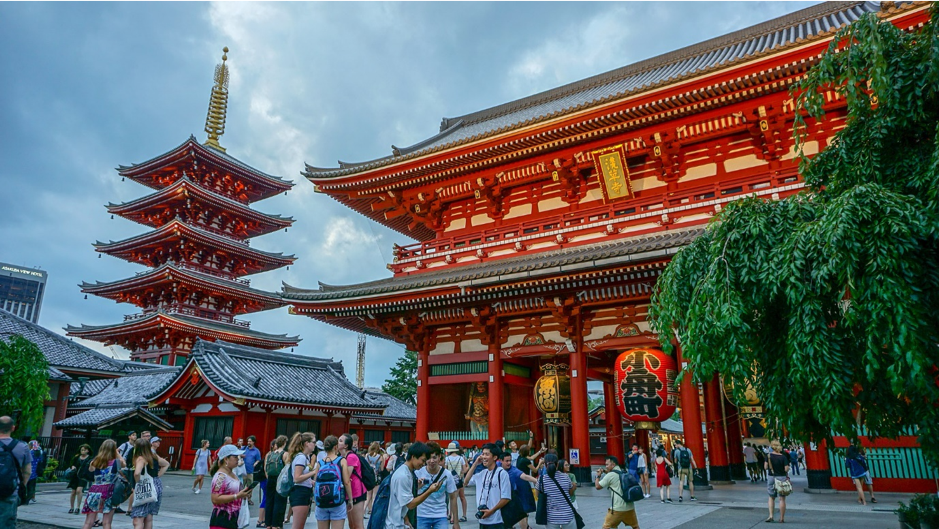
[534,475,548,525]
[548,473,585,529]
[132,472,157,507]
[497,469,527,528]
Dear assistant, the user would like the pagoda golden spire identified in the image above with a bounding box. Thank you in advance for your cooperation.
[203,47,230,153]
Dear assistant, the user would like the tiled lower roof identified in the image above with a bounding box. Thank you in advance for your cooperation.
[69,378,115,399]
[358,389,416,422]
[0,310,129,374]
[283,226,703,301]
[78,369,181,407]
[54,406,173,431]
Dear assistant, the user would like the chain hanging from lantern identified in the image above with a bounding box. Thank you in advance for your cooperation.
[614,348,678,427]
[534,363,572,425]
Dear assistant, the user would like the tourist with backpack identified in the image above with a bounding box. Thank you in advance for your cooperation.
[415,442,459,529]
[444,442,468,523]
[263,435,288,529]
[0,416,32,527]
[670,440,697,502]
[595,456,641,529]
[339,433,368,529]
[285,432,318,529]
[80,439,125,529]
[311,435,353,528]
[364,441,386,518]
[387,442,443,529]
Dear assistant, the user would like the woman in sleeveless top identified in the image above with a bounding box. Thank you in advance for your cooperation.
[81,439,123,529]
[68,444,92,514]
[444,443,469,523]
[130,438,169,527]
[193,439,212,493]
[655,448,674,504]
[765,440,790,523]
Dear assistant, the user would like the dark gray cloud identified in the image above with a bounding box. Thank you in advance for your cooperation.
[0,2,817,386]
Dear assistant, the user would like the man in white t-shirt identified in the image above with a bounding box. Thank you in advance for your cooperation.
[463,443,511,529]
[415,442,459,529]
[387,442,443,529]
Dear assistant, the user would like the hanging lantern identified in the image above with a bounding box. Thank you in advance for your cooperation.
[534,363,572,425]
[722,375,763,420]
[614,348,678,423]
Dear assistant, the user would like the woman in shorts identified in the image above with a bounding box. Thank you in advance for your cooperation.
[637,447,651,498]
[846,445,876,505]
[287,432,318,529]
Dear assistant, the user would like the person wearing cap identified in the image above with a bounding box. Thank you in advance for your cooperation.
[210,444,252,529]
[384,443,398,475]
[444,442,469,523]
[315,440,327,463]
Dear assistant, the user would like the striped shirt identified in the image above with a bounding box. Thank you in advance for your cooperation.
[539,472,574,525]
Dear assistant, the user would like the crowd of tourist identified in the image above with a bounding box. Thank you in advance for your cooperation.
[0,414,887,529]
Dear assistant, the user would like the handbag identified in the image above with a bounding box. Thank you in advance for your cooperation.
[548,473,585,529]
[64,467,77,482]
[237,498,250,528]
[535,475,548,525]
[132,473,157,507]
[774,478,793,497]
[276,462,294,497]
[666,463,674,478]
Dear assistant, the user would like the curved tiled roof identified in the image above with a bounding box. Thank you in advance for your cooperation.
[359,389,416,422]
[304,1,901,179]
[283,226,702,301]
[54,406,173,431]
[186,339,384,410]
[69,377,115,399]
[79,368,181,407]
[0,309,128,373]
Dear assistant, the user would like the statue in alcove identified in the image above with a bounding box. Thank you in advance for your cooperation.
[465,381,489,433]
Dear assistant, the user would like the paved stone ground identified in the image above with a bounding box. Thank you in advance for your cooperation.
[15,470,912,529]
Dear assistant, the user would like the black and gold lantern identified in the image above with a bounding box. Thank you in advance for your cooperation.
[534,363,572,425]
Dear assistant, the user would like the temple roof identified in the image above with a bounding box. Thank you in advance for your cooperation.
[80,263,287,312]
[94,219,296,274]
[284,226,702,302]
[69,377,117,400]
[149,339,386,412]
[106,176,294,237]
[118,136,293,201]
[54,406,174,431]
[65,310,300,349]
[304,1,901,180]
[0,309,151,375]
[77,368,181,407]
[357,389,417,422]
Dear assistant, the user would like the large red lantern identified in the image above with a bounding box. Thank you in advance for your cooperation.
[614,348,678,422]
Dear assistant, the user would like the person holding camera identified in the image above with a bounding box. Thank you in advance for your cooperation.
[594,456,640,529]
[463,443,511,529]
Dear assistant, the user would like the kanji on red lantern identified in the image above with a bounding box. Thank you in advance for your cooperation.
[614,348,678,422]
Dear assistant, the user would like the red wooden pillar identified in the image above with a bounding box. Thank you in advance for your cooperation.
[487,329,504,442]
[416,347,430,440]
[724,401,746,480]
[603,381,626,465]
[677,347,709,487]
[569,314,590,479]
[703,374,732,482]
[804,440,833,491]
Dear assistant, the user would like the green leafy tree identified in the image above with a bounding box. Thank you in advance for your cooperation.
[382,349,417,405]
[650,8,939,463]
[0,335,50,433]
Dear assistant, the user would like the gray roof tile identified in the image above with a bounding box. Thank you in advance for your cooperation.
[54,406,173,431]
[79,369,182,407]
[359,389,416,422]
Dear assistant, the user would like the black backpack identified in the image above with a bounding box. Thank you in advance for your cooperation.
[365,474,392,529]
[678,448,692,468]
[356,455,377,490]
[0,439,22,499]
[612,469,644,502]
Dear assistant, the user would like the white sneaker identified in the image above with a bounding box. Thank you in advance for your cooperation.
[195,489,201,494]
[644,494,651,498]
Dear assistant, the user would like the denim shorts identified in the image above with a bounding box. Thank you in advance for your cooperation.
[417,517,448,529]
[315,504,347,521]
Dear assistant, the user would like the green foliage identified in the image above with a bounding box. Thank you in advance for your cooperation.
[896,493,939,528]
[0,335,50,433]
[650,7,939,464]
[382,349,417,405]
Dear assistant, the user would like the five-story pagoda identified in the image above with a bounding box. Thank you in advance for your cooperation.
[68,48,300,365]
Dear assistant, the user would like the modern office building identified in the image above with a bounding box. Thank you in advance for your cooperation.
[0,261,47,323]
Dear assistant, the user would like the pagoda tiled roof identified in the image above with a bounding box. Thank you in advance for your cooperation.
[65,310,300,348]
[54,406,174,431]
[149,339,387,412]
[106,176,293,236]
[118,136,293,200]
[304,1,909,180]
[80,263,287,311]
[283,226,702,302]
[94,219,296,273]
[0,309,135,375]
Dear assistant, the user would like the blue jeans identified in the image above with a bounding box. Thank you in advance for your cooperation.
[0,493,18,528]
[417,517,448,529]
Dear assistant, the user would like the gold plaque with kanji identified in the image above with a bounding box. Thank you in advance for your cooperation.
[592,144,633,202]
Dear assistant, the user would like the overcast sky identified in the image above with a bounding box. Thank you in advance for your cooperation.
[0,1,816,388]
